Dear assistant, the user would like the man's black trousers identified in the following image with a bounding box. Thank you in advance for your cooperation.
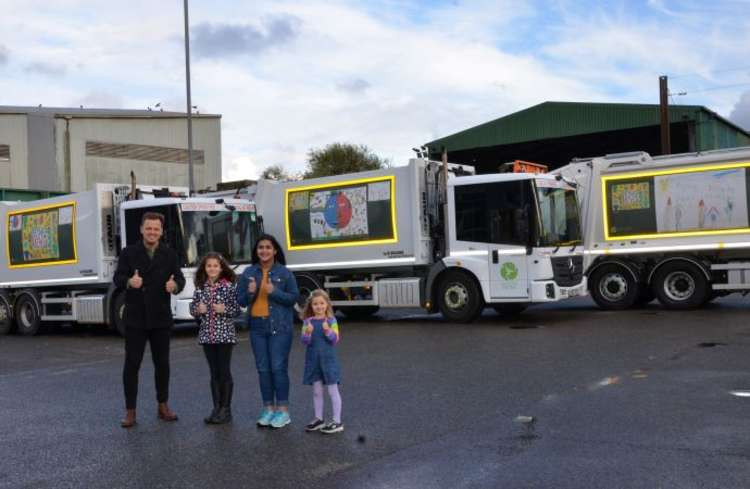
[123,327,171,409]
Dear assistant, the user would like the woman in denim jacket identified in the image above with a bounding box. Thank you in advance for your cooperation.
[237,234,299,429]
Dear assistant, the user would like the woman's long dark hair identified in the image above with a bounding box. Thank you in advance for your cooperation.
[251,234,286,265]
[194,252,237,288]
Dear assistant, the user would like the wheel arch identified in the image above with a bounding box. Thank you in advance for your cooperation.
[587,258,640,284]
[432,266,483,302]
[646,256,711,286]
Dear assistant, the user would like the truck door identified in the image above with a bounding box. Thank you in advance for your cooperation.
[488,180,531,299]
[453,180,531,300]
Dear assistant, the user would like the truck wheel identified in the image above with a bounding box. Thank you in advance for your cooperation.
[438,270,484,323]
[338,306,380,320]
[492,304,527,316]
[0,293,13,335]
[589,264,638,310]
[652,261,709,310]
[15,292,41,336]
[112,292,127,337]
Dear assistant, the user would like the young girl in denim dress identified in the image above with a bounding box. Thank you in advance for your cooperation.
[189,252,239,425]
[301,289,344,434]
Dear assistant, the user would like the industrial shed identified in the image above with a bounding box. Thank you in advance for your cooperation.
[0,106,222,192]
[426,101,750,173]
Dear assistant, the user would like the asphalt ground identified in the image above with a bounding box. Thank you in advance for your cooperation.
[1,297,750,489]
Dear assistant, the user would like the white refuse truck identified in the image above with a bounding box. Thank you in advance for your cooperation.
[0,184,260,335]
[245,158,586,322]
[556,146,750,310]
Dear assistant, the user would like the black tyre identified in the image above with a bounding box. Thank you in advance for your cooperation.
[112,292,127,337]
[492,303,527,316]
[15,292,41,336]
[437,270,484,323]
[0,294,13,335]
[338,306,380,320]
[652,261,709,310]
[588,263,639,310]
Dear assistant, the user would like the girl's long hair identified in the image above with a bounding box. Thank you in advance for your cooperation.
[251,233,286,265]
[194,252,237,288]
[301,289,334,320]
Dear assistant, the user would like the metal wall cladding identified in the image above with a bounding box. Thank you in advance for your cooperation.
[0,188,66,201]
[427,102,750,153]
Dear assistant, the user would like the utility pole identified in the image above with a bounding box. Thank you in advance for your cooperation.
[659,75,671,155]
[184,0,195,195]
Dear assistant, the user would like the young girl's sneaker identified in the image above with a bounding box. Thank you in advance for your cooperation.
[320,422,344,434]
[270,411,291,429]
[305,418,325,432]
[256,408,274,427]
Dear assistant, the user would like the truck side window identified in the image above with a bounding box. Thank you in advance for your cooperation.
[455,181,531,245]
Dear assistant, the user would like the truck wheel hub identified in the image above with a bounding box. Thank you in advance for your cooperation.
[664,271,694,301]
[444,284,468,310]
[599,273,627,301]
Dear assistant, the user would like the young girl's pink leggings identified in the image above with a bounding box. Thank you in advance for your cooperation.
[313,381,342,423]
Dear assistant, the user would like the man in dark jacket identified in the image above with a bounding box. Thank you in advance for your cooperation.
[113,212,186,428]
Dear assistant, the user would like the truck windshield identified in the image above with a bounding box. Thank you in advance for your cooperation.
[535,184,582,247]
[181,209,258,267]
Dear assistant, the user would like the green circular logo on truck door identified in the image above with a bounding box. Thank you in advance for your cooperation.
[500,262,518,281]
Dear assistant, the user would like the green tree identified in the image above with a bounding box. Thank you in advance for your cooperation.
[260,164,290,181]
[303,143,388,178]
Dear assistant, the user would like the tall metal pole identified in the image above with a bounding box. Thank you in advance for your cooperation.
[183,0,195,194]
[659,75,671,155]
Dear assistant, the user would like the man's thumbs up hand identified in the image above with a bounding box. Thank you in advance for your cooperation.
[165,274,177,294]
[129,269,143,289]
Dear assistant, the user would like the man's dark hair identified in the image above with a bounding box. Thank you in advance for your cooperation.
[141,212,165,226]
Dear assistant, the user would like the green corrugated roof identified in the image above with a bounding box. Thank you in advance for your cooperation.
[426,101,750,152]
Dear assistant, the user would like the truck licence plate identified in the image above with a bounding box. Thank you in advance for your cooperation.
[566,285,583,297]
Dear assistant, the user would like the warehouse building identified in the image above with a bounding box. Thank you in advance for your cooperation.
[0,106,221,193]
[426,101,750,173]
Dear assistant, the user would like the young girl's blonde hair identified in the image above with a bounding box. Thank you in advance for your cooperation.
[301,289,334,320]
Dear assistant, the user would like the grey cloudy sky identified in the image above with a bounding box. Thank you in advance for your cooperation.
[1,0,749,181]
[192,16,301,58]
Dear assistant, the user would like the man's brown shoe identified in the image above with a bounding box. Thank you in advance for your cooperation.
[157,403,178,421]
[121,409,136,428]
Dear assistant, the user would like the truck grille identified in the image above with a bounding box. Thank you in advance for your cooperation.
[551,256,583,287]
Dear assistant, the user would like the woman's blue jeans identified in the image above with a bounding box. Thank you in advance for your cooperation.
[249,317,293,406]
